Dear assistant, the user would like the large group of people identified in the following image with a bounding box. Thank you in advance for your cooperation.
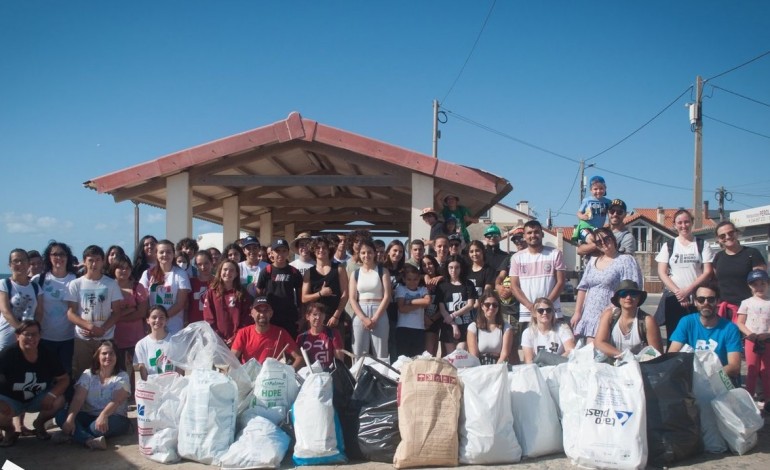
[1,188,769,452]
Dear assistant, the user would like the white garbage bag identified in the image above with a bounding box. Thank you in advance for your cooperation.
[251,358,299,422]
[458,364,521,464]
[350,355,398,381]
[219,416,290,469]
[443,348,481,368]
[692,351,730,453]
[291,372,346,465]
[540,363,569,420]
[711,388,764,455]
[136,372,188,463]
[508,364,563,457]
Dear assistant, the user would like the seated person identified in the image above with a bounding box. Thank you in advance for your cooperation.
[668,283,742,382]
[467,292,514,365]
[573,175,610,245]
[594,280,663,359]
[296,303,344,369]
[231,297,305,370]
[522,297,576,363]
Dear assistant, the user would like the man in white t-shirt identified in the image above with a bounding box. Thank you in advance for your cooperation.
[239,236,268,297]
[289,232,316,275]
[509,220,566,332]
[65,245,123,380]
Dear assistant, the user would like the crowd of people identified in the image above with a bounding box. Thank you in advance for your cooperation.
[1,188,769,452]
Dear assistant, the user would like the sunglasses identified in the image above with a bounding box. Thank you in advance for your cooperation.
[717,230,736,240]
[608,209,625,215]
[482,302,500,309]
[513,237,525,243]
[536,307,553,315]
[484,234,499,239]
[695,296,717,304]
[617,290,641,298]
[595,236,614,246]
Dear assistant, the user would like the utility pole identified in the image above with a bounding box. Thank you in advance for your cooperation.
[432,99,440,159]
[715,186,733,221]
[578,158,595,203]
[547,208,553,229]
[693,76,704,228]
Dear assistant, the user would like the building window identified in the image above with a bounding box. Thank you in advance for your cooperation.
[632,227,648,252]
[479,208,490,220]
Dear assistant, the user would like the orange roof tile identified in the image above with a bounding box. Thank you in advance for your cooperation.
[626,208,716,231]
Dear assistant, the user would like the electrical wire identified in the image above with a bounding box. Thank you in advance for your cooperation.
[585,86,693,162]
[728,178,770,189]
[710,85,770,109]
[705,49,770,82]
[554,166,581,215]
[442,108,581,163]
[593,165,692,191]
[704,114,770,140]
[729,190,770,199]
[441,0,497,104]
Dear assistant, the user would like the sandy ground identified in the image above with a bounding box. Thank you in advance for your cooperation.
[3,294,769,469]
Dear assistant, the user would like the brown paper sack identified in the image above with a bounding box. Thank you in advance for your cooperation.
[393,357,462,468]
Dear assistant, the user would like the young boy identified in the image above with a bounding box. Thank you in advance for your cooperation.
[134,305,175,380]
[574,175,611,244]
[255,239,303,338]
[395,265,432,357]
[737,270,770,406]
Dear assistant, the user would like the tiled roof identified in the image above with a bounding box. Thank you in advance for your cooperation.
[625,208,716,231]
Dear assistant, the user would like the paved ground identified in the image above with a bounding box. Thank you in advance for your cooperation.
[3,294,769,469]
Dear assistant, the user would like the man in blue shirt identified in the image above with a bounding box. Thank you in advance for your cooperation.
[668,283,742,380]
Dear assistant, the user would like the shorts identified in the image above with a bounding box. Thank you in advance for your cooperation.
[0,390,49,416]
[440,322,470,344]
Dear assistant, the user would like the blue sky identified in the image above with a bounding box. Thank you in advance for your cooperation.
[2,1,769,260]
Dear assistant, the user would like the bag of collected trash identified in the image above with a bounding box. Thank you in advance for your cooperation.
[291,372,347,465]
[711,388,764,455]
[533,349,568,366]
[394,358,462,468]
[561,356,647,469]
[251,358,300,422]
[639,353,701,466]
[454,364,520,464]
[347,364,400,462]
[136,372,188,463]
[692,350,730,453]
[443,348,480,368]
[539,363,568,420]
[350,355,398,381]
[177,369,238,465]
[508,364,562,458]
[219,416,290,470]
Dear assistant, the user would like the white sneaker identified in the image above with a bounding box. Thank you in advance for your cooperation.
[85,436,107,450]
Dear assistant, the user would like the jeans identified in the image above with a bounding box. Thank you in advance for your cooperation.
[55,409,130,444]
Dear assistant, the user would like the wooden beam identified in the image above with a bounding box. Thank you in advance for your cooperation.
[240,197,411,208]
[112,179,167,203]
[272,213,410,223]
[192,174,405,187]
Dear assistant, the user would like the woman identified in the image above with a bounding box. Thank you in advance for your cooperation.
[139,240,191,335]
[224,242,244,263]
[0,249,44,350]
[712,221,766,323]
[467,292,514,364]
[208,247,222,267]
[655,209,715,340]
[571,227,642,341]
[302,236,348,328]
[348,239,391,360]
[594,280,663,358]
[188,250,214,324]
[421,254,443,356]
[0,321,69,447]
[104,245,126,277]
[202,259,253,345]
[467,240,495,299]
[296,302,345,369]
[522,297,576,363]
[55,340,130,450]
[383,240,405,361]
[111,254,148,393]
[132,235,157,281]
[436,255,478,355]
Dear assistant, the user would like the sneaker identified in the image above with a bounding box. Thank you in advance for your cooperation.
[51,431,72,445]
[85,436,107,450]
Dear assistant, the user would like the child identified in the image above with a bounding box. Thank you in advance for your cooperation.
[296,302,344,369]
[395,264,432,357]
[574,175,611,244]
[134,305,175,381]
[737,270,770,404]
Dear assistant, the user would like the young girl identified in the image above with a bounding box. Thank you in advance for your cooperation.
[139,240,191,335]
[737,270,770,402]
[296,302,344,369]
[203,260,253,345]
[0,249,43,350]
[111,254,148,393]
[421,254,443,356]
[395,264,431,357]
[436,255,478,355]
[134,305,175,381]
[188,251,214,324]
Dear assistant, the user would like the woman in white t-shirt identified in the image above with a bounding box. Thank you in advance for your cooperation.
[139,240,191,335]
[522,297,575,363]
[467,292,514,364]
[0,249,43,350]
[655,209,714,341]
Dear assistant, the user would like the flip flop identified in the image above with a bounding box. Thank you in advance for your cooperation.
[32,419,51,440]
[0,431,20,448]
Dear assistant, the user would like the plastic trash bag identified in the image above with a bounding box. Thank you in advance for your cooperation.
[136,372,188,463]
[692,350,730,453]
[711,388,764,455]
[251,358,300,423]
[348,364,400,462]
[291,372,347,465]
[508,364,562,458]
[219,416,290,469]
[443,348,480,368]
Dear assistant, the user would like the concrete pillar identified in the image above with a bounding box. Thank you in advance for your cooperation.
[166,172,192,242]
[222,196,240,246]
[410,173,434,242]
[284,223,296,245]
[260,212,273,246]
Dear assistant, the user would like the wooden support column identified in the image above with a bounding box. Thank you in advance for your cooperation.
[166,172,192,242]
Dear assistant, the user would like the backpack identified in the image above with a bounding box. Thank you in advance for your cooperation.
[610,307,648,344]
[4,277,41,297]
[666,237,704,263]
[353,264,384,282]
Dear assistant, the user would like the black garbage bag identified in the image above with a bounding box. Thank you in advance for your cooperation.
[639,352,702,466]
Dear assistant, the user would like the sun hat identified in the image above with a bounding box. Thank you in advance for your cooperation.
[420,207,438,218]
[610,279,647,307]
[293,232,312,248]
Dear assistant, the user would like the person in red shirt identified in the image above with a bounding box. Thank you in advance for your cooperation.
[296,302,344,369]
[231,297,304,370]
[203,260,252,345]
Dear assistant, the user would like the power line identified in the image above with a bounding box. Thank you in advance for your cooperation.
[585,86,693,162]
[593,165,692,191]
[729,189,770,199]
[729,178,770,189]
[555,166,581,215]
[441,0,497,104]
[710,85,770,109]
[705,49,770,82]
[442,108,581,163]
[704,114,770,140]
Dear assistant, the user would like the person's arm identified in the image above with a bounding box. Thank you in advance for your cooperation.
[560,325,576,356]
[724,351,741,378]
[137,364,149,381]
[593,306,621,358]
[570,289,587,329]
[509,275,533,313]
[466,325,479,357]
[347,271,369,328]
[644,314,664,353]
[370,271,392,325]
[736,313,755,340]
[34,290,44,323]
[66,301,99,337]
[577,240,601,257]
[300,270,314,304]
[61,384,88,436]
[0,291,21,331]
[681,262,713,299]
[327,267,348,328]
[289,349,305,371]
[93,382,130,434]
[166,288,189,321]
[498,326,514,364]
[667,341,684,353]
[657,260,689,307]
[522,346,535,364]
[547,270,566,304]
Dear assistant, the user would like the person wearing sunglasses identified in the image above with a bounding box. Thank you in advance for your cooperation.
[712,221,766,324]
[576,198,636,257]
[467,292,515,365]
[522,297,575,364]
[594,280,662,359]
[668,283,742,383]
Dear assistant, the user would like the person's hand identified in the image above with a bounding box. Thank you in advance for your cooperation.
[94,414,109,434]
[318,282,334,298]
[368,316,378,330]
[61,416,75,436]
[674,288,688,303]
[452,324,461,340]
[569,314,581,329]
[326,315,339,328]
[90,325,106,337]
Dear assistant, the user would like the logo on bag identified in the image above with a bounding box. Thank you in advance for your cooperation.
[417,373,457,384]
[614,410,633,426]
[137,404,145,417]
[585,408,633,426]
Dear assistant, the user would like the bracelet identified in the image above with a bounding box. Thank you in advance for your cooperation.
[47,392,57,399]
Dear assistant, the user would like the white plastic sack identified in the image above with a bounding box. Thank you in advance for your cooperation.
[540,363,569,420]
[443,348,481,368]
[692,350,730,453]
[350,356,398,381]
[252,358,300,421]
[711,388,764,455]
[219,416,290,470]
[292,372,346,465]
[560,359,647,469]
[178,369,238,465]
[508,364,563,457]
[136,372,188,463]
[458,364,521,464]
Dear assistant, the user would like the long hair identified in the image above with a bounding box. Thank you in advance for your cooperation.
[148,239,175,284]
[442,255,468,282]
[383,240,405,272]
[210,259,247,303]
[475,292,502,330]
[42,241,78,276]
[132,235,158,280]
[90,340,123,376]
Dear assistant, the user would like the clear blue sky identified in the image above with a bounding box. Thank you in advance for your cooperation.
[2,1,769,260]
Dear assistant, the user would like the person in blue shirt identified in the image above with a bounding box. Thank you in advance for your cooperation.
[574,175,611,245]
[668,282,742,381]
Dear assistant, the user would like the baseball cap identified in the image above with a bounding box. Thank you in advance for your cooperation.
[588,175,606,186]
[271,239,289,250]
[609,199,627,212]
[510,227,525,239]
[448,233,462,244]
[747,270,769,284]
[484,224,502,237]
[242,236,260,247]
[252,296,270,308]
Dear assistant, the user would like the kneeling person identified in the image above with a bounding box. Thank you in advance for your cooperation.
[231,297,304,370]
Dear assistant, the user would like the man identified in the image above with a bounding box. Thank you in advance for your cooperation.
[433,234,450,268]
[65,245,123,380]
[482,224,509,278]
[332,233,349,264]
[239,236,269,297]
[668,283,742,381]
[176,238,199,277]
[406,239,425,268]
[27,250,44,279]
[420,207,443,251]
[577,198,636,257]
[255,239,303,338]
[509,220,566,333]
[290,232,316,275]
[496,226,527,290]
[231,297,304,370]
[448,234,463,257]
